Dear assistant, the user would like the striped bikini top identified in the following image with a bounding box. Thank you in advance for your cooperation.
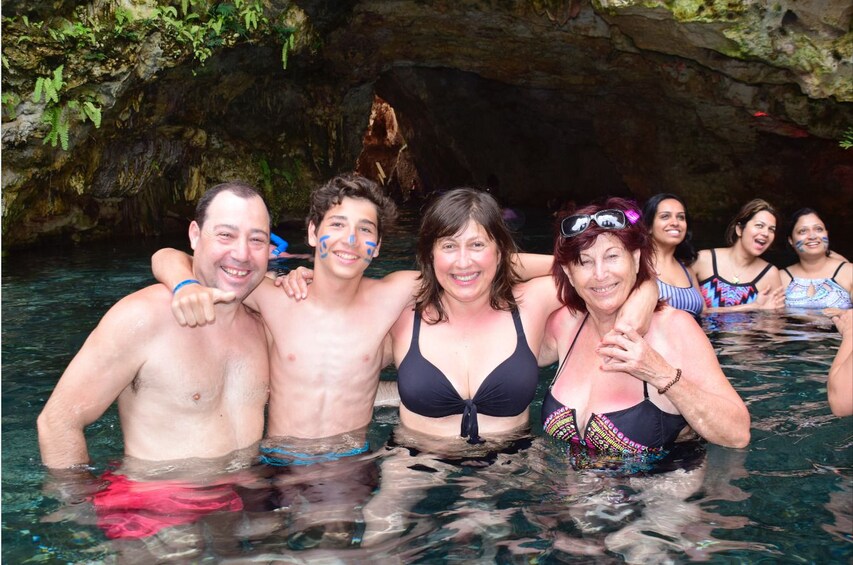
[656,261,704,317]
[783,263,852,309]
[699,249,773,308]
[541,315,687,454]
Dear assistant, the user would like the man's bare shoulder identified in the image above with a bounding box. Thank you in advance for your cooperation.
[243,276,287,311]
[102,284,177,333]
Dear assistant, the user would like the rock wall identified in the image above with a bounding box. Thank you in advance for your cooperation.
[2,0,851,252]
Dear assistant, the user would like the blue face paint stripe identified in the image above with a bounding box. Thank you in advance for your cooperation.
[795,236,830,253]
[364,241,377,263]
[319,235,330,259]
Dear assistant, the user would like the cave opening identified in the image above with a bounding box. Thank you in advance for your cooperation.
[354,96,421,203]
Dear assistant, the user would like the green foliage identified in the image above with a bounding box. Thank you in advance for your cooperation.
[840,127,853,150]
[3,1,303,150]
[33,65,64,104]
[2,92,21,119]
[278,27,296,69]
[42,105,70,150]
[29,65,102,150]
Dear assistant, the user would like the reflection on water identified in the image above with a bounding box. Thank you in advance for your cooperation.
[2,215,851,563]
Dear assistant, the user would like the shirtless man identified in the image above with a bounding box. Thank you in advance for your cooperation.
[37,182,271,469]
[153,174,419,457]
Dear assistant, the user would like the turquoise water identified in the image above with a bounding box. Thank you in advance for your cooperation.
[2,209,851,563]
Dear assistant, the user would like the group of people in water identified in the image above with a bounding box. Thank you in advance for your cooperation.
[36,174,851,545]
[643,194,851,314]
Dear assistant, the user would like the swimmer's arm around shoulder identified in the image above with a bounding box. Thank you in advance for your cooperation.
[379,269,422,303]
[37,291,152,468]
[513,253,553,281]
[615,277,658,335]
[151,248,237,326]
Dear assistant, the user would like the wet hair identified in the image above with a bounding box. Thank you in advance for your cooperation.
[725,198,778,245]
[195,181,266,227]
[787,207,830,257]
[642,193,698,267]
[308,173,397,240]
[552,197,656,314]
[415,188,520,324]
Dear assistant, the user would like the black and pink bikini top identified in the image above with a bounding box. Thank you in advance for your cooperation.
[397,308,539,444]
[541,315,687,453]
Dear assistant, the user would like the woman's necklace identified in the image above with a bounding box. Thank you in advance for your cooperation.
[729,254,751,285]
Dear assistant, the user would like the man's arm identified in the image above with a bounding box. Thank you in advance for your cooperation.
[151,248,237,326]
[37,292,152,468]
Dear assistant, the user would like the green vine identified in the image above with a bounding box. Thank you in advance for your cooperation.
[2,1,301,151]
[1,92,20,119]
[30,65,102,150]
[840,127,853,150]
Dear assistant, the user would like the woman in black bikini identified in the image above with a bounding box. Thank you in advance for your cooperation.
[390,189,659,453]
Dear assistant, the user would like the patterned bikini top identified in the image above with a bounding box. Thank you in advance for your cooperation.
[541,315,687,454]
[783,263,852,309]
[656,261,704,317]
[698,249,773,308]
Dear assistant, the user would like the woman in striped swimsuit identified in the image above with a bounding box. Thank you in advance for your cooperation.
[642,193,704,318]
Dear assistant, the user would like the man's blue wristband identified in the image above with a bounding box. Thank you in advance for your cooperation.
[172,279,201,295]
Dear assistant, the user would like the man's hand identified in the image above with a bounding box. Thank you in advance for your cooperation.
[172,284,236,326]
[274,266,314,300]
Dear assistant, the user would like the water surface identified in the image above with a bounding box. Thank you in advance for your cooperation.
[2,209,851,563]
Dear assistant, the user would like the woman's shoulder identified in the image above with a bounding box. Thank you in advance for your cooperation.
[651,305,702,335]
[692,248,716,277]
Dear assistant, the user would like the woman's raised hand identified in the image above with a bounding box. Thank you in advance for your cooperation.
[754,285,785,310]
[597,323,675,392]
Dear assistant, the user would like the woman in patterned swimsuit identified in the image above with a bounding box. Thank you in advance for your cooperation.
[780,208,852,310]
[538,198,750,458]
[692,199,785,312]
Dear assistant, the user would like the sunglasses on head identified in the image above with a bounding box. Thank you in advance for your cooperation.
[560,209,633,238]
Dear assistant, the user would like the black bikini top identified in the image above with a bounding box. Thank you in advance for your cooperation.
[397,308,539,444]
[541,315,687,453]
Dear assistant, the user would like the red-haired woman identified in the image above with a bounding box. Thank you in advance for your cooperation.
[539,198,750,458]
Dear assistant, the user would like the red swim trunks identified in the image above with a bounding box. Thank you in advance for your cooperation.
[93,471,244,539]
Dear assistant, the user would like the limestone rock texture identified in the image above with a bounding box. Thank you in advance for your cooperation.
[2,0,852,252]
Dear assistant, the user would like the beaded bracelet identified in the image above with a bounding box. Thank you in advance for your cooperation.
[657,368,682,395]
[172,279,201,295]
